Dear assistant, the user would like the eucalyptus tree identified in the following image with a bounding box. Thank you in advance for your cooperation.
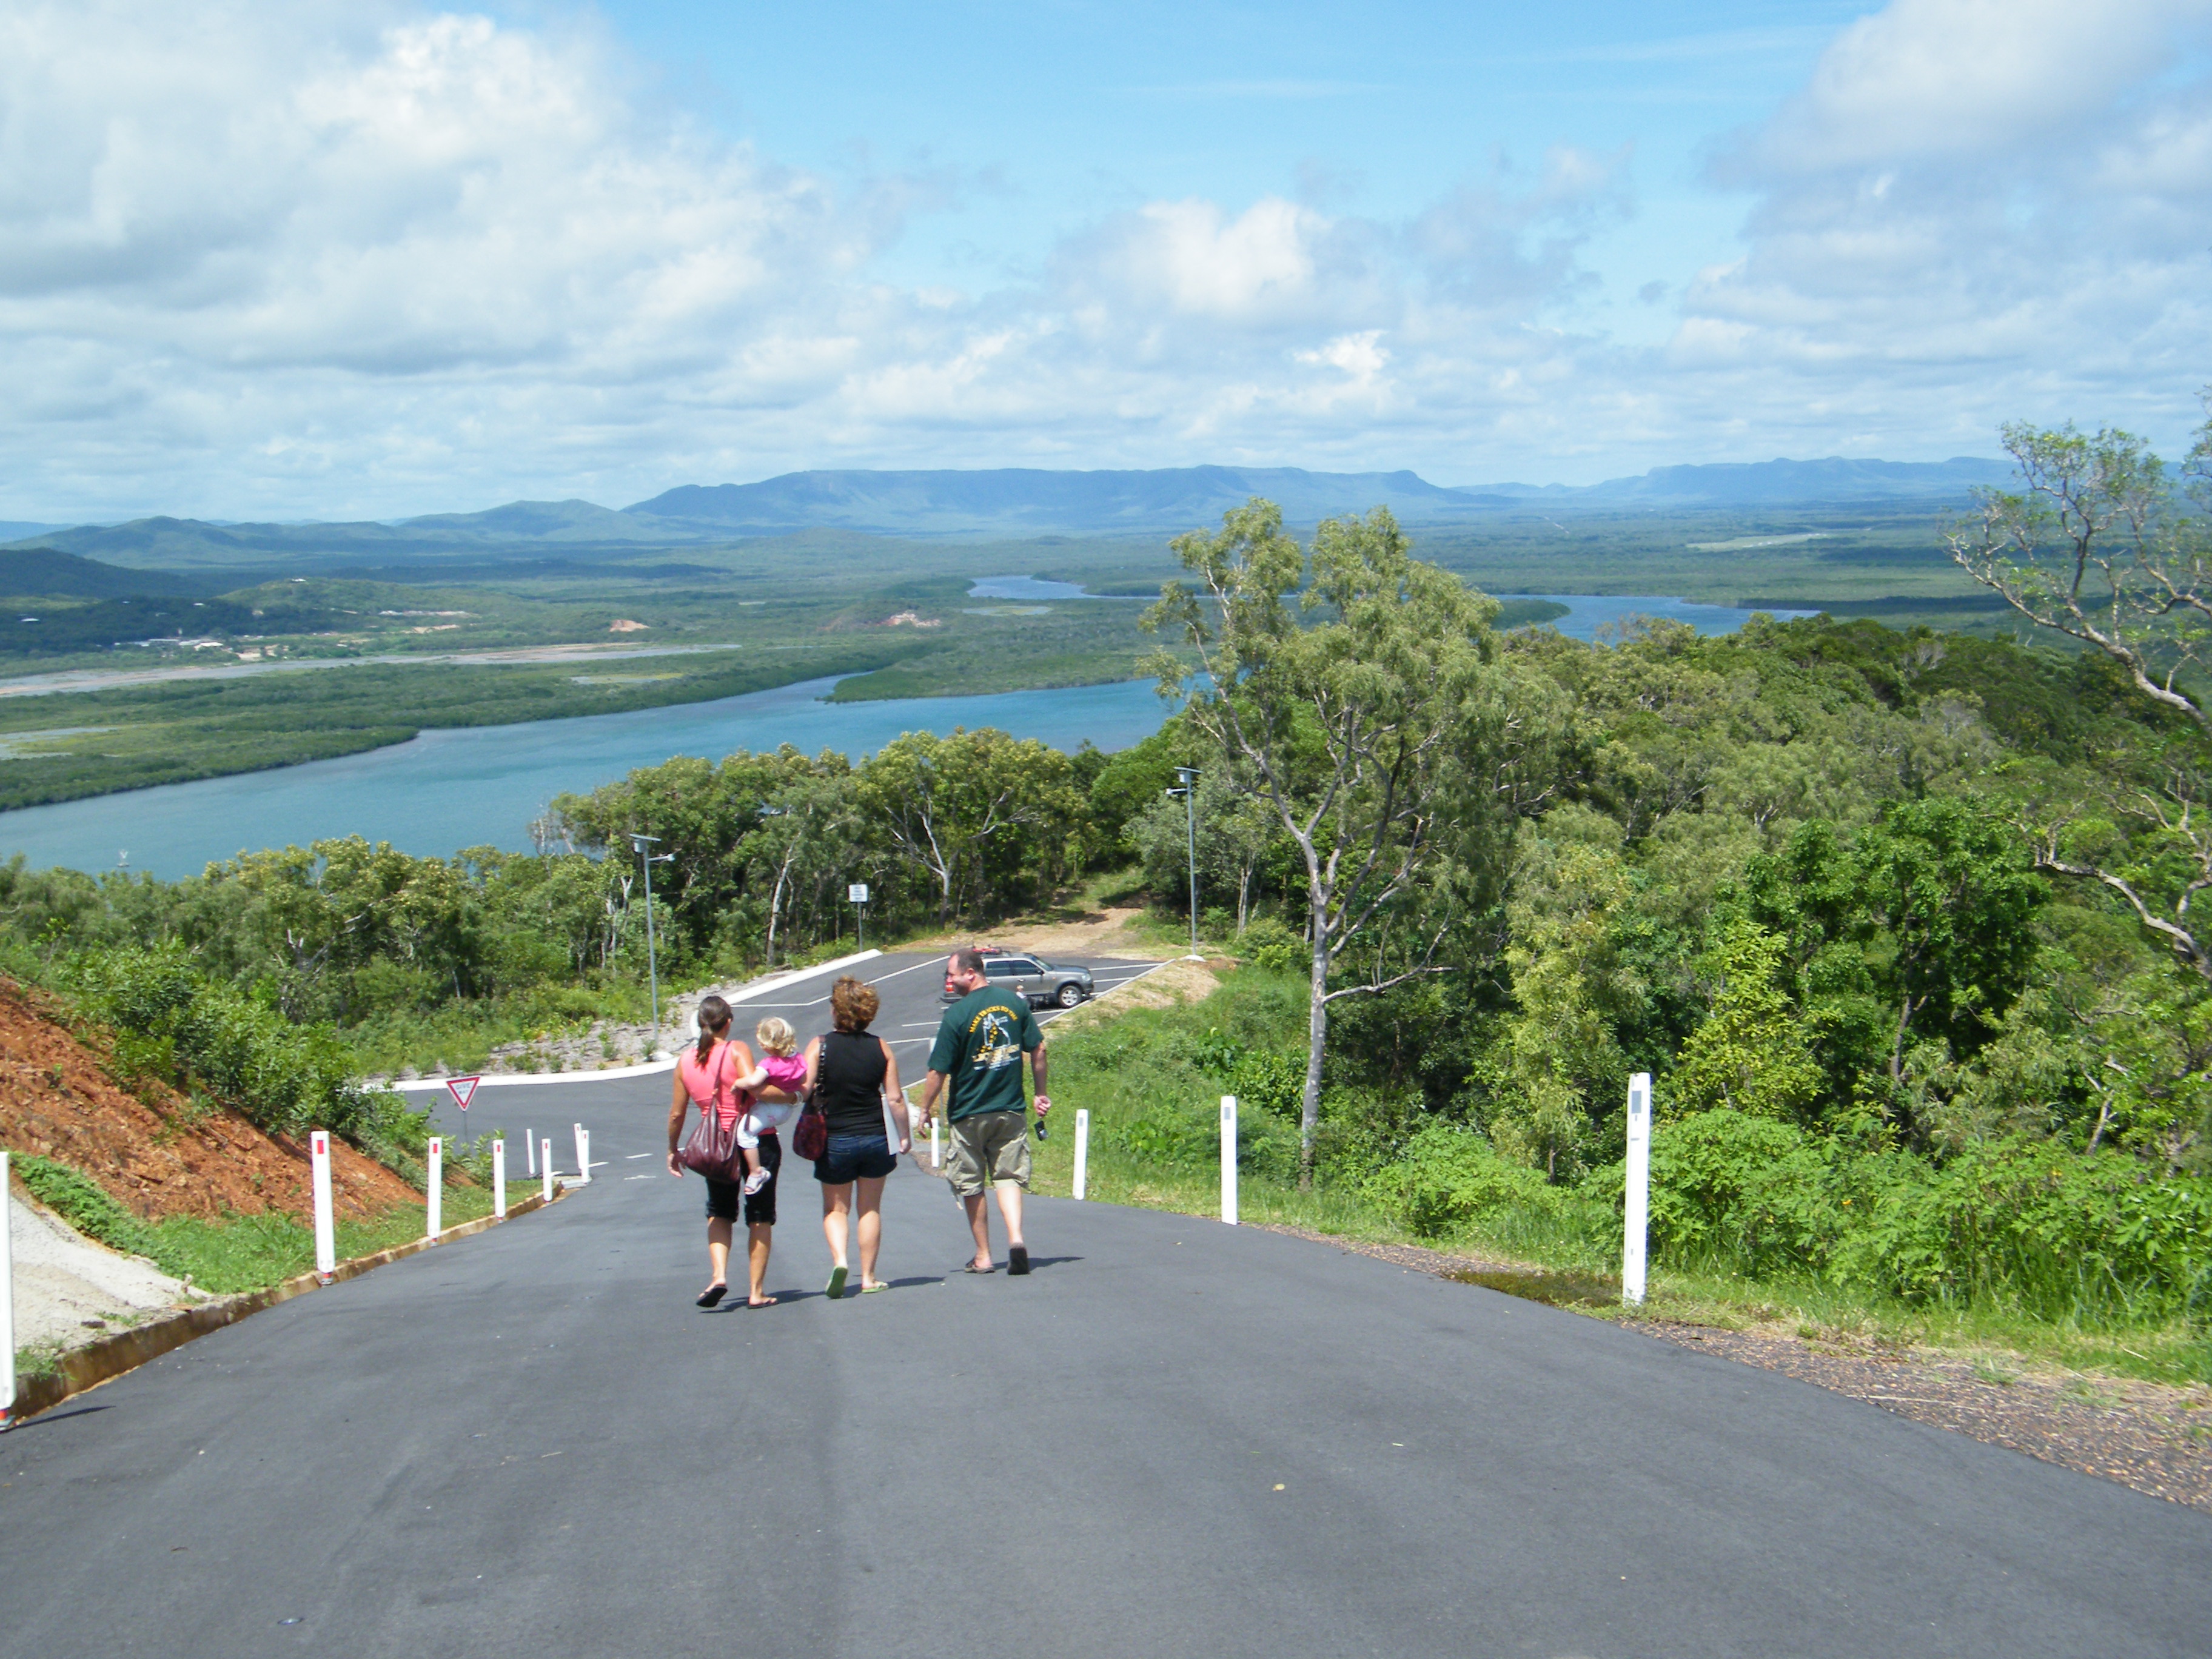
[854,728,1083,924]
[1951,403,2212,979]
[1145,500,1546,1179]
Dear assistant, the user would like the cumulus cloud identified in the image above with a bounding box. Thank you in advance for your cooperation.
[1675,0,2212,452]
[4,0,2207,518]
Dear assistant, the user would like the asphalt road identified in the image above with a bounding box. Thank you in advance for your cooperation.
[1,964,2207,1655]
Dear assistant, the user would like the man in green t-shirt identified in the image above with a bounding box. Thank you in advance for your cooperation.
[916,947,1050,1275]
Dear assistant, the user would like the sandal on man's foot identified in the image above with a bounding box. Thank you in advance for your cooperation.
[695,1282,728,1308]
[1008,1245,1030,1276]
[825,1264,848,1300]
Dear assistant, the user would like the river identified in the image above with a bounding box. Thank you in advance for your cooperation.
[0,582,1801,879]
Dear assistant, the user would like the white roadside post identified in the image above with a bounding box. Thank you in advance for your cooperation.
[491,1138,507,1219]
[1072,1108,1090,1201]
[930,1116,940,1170]
[526,1130,536,1178]
[540,1139,554,1204]
[573,1124,590,1185]
[1,1150,16,1432]
[1623,1072,1652,1307]
[309,1130,337,1285]
[1220,1096,1239,1226]
[425,1136,443,1240]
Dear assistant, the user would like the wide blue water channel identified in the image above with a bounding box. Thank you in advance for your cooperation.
[0,675,1176,879]
[0,580,1801,879]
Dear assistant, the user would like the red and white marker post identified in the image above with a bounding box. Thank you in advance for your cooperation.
[425,1136,443,1241]
[572,1124,590,1185]
[525,1130,536,1178]
[540,1139,554,1204]
[1220,1096,1239,1226]
[491,1138,506,1219]
[444,1074,481,1114]
[1072,1109,1090,1201]
[309,1130,337,1284]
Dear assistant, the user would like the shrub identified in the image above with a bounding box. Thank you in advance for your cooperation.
[1364,1124,1560,1239]
[13,1153,156,1257]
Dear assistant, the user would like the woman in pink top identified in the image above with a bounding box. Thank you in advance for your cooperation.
[666,994,797,1309]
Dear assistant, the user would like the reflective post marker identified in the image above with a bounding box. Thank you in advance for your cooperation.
[309,1130,337,1284]
[1,1151,15,1431]
[526,1131,537,1178]
[930,1117,940,1170]
[1623,1073,1652,1307]
[573,1124,589,1185]
[491,1139,507,1219]
[425,1136,443,1240]
[541,1140,554,1204]
[1072,1108,1090,1201]
[1220,1096,1239,1226]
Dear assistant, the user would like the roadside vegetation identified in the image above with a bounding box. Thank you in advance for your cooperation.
[4,400,2209,1377]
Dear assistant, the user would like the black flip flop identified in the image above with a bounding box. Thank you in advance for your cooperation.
[962,1261,995,1274]
[695,1283,728,1308]
[1008,1246,1030,1276]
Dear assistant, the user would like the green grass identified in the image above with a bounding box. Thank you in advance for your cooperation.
[13,1149,537,1295]
[1030,966,2212,1390]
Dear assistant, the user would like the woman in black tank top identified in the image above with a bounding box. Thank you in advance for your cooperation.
[799,975,908,1298]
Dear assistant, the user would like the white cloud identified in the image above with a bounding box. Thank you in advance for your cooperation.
[3,0,2207,520]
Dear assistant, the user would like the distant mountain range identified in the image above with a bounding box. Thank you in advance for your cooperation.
[4,457,2014,566]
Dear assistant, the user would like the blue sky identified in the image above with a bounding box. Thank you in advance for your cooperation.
[2,0,2208,520]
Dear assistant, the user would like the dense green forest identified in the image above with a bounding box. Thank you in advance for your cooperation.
[7,443,2211,1347]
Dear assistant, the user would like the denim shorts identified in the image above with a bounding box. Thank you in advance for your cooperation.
[813,1130,897,1186]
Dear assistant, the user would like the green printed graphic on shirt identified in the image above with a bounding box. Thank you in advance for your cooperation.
[930,987,1043,1121]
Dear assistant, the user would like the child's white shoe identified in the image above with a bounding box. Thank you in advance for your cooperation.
[742,1168,772,1196]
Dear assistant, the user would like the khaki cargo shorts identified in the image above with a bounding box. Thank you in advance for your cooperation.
[947,1110,1031,1198]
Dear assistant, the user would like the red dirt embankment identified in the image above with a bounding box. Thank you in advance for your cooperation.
[0,978,415,1221]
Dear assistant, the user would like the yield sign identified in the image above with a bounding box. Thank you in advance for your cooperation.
[445,1074,482,1112]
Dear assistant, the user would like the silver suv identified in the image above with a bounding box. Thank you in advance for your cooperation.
[943,952,1094,1009]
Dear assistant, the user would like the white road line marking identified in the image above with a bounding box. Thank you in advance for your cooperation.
[625,1153,652,1159]
[865,955,951,983]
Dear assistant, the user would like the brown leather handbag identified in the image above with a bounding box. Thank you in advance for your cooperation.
[791,1082,828,1162]
[676,1045,748,1181]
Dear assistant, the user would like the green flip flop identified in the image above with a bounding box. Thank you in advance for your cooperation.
[826,1264,848,1300]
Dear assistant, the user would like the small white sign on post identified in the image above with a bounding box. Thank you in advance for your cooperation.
[491,1138,507,1219]
[574,1125,591,1185]
[1623,1072,1652,1307]
[444,1074,480,1114]
[425,1136,443,1240]
[309,1130,337,1284]
[1220,1096,1239,1226]
[1,1150,16,1431]
[847,883,869,904]
[540,1139,554,1204]
[1072,1108,1090,1201]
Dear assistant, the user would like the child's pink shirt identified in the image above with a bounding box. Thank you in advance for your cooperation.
[757,1052,808,1094]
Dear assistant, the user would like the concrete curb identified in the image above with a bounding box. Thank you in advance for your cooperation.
[384,949,886,1092]
[4,1187,565,1427]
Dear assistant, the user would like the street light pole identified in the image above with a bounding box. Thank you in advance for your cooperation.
[1172,766,1201,960]
[629,833,673,1054]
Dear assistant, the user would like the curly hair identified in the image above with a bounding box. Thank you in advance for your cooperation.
[830,975,880,1033]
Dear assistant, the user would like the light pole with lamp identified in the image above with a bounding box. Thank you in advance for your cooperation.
[1167,766,1202,960]
[629,833,674,1056]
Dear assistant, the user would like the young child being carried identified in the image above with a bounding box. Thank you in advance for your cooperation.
[730,1016,813,1196]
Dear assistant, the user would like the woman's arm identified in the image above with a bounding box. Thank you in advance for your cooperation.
[666,1067,691,1177]
[880,1037,909,1152]
[803,1037,822,1094]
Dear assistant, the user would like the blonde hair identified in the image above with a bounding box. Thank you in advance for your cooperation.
[754,1016,799,1057]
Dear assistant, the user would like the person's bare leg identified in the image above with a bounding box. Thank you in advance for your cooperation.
[822,1183,851,1268]
[962,1192,993,1270]
[993,1182,1025,1248]
[746,1222,773,1306]
[706,1216,732,1289]
[855,1176,886,1287]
